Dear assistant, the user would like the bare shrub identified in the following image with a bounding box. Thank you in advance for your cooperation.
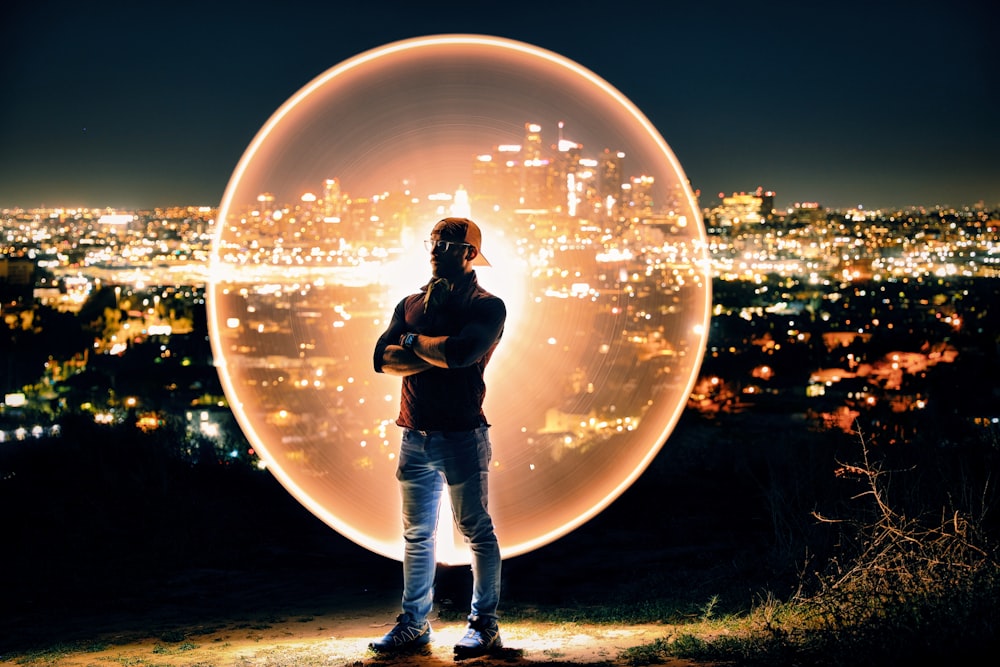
[794,428,1000,662]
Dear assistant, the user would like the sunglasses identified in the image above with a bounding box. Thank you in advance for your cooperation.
[424,239,472,253]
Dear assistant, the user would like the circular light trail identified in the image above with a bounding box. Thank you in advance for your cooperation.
[207,35,711,564]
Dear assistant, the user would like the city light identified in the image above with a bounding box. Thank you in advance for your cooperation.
[4,38,992,574]
[207,35,710,564]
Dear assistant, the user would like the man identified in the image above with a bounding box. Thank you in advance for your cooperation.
[370,217,506,658]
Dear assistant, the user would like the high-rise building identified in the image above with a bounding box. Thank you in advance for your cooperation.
[597,150,625,221]
[523,122,543,161]
[789,202,825,226]
[755,186,776,219]
[520,122,554,210]
[322,178,343,221]
[471,153,503,213]
[627,175,656,218]
[711,191,765,228]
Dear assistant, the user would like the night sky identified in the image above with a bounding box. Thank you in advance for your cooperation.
[1,0,996,211]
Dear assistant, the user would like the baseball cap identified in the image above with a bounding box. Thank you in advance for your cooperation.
[437,217,491,266]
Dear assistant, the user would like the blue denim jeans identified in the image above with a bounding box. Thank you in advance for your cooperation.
[396,426,501,625]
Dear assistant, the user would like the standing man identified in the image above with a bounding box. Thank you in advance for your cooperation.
[370,217,506,658]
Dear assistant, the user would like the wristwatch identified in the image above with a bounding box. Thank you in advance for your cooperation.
[400,332,418,349]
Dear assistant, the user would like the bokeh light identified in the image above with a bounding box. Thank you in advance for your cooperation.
[207,35,711,564]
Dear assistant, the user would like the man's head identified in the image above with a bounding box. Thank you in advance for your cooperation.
[428,217,490,279]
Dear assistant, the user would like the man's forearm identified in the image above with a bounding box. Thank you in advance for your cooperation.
[409,334,449,368]
[380,345,434,376]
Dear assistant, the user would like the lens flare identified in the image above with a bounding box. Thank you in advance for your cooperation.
[208,35,710,564]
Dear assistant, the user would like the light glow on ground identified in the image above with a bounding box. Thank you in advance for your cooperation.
[22,615,677,666]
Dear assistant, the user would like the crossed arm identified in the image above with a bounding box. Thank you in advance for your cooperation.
[374,298,504,377]
[379,334,447,376]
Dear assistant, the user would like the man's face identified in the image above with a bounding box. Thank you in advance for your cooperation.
[428,222,472,280]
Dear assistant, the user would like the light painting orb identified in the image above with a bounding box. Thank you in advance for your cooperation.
[207,35,711,564]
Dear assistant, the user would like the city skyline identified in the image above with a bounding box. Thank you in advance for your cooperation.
[5,163,995,561]
[1,1,997,212]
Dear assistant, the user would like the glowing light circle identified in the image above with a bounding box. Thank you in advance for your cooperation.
[207,35,711,564]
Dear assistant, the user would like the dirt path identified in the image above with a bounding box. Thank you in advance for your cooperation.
[3,607,697,666]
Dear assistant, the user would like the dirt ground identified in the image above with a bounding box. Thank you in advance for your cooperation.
[1,548,719,667]
[2,608,697,666]
[1,422,755,666]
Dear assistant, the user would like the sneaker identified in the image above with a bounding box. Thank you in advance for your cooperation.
[453,615,502,658]
[368,613,432,653]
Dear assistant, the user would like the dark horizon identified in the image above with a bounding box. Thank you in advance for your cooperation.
[1,0,997,212]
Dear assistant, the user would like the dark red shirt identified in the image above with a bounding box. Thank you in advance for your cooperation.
[373,272,506,431]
